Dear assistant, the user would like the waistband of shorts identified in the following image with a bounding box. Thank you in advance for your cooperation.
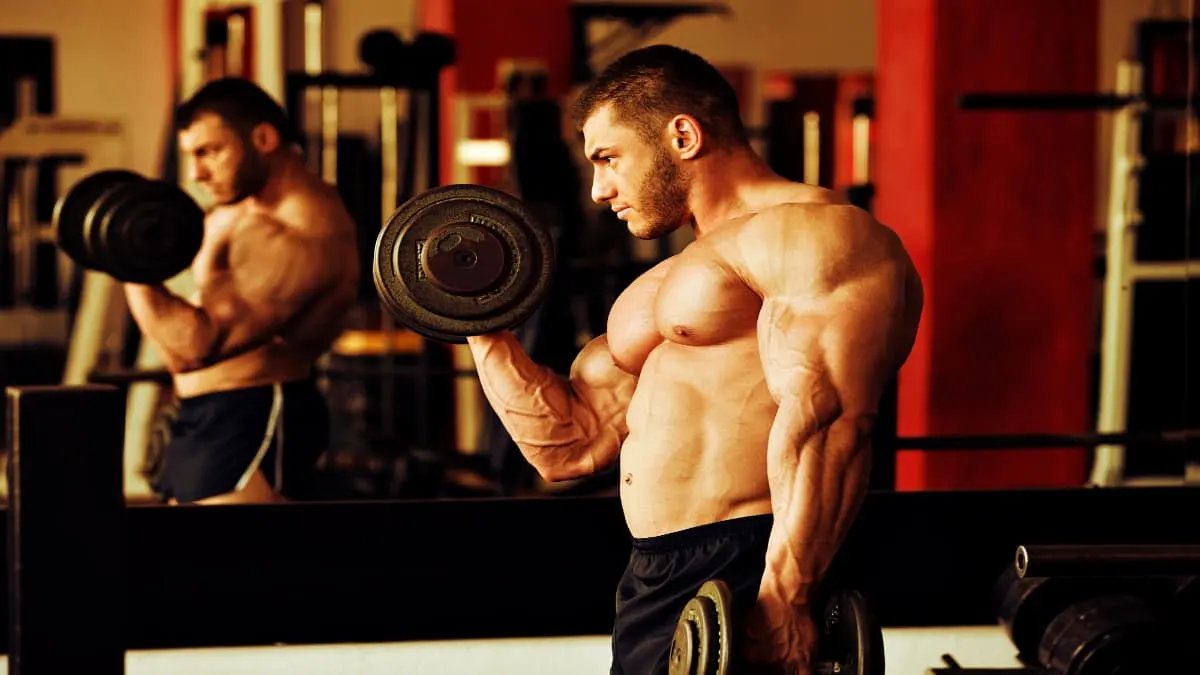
[631,513,774,553]
[177,375,317,405]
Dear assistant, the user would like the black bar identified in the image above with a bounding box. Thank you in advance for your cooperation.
[1015,544,1200,579]
[6,385,125,675]
[957,93,1192,110]
[895,429,1195,450]
[87,368,173,385]
[925,670,1051,675]
[287,71,437,91]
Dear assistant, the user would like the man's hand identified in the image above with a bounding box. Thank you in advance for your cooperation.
[741,597,818,675]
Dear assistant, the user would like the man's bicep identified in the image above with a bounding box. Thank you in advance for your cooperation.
[568,334,637,436]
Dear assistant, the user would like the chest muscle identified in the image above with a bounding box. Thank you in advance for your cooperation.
[606,253,761,374]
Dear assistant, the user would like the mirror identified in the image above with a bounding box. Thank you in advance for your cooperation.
[0,0,1193,509]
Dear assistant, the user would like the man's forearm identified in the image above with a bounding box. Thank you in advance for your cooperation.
[759,396,871,608]
[466,332,610,481]
[124,284,220,372]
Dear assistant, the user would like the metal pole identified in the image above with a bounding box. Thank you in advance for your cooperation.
[1016,544,1200,578]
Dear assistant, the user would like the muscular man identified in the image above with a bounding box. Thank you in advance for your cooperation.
[127,78,359,505]
[467,46,923,674]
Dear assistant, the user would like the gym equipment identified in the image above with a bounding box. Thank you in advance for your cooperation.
[669,580,733,675]
[994,569,1101,664]
[995,560,1188,667]
[893,428,1197,451]
[815,589,885,675]
[668,579,884,675]
[1037,594,1170,675]
[372,184,555,343]
[1016,544,1200,579]
[52,170,204,284]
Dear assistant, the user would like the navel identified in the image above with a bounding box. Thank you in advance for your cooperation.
[623,472,633,486]
[672,325,691,338]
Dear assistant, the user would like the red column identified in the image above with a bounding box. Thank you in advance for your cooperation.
[877,0,1098,490]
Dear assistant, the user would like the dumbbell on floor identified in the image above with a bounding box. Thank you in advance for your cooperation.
[53,170,205,284]
[669,579,885,675]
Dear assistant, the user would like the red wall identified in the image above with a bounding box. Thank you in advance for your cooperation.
[877,0,1097,489]
[419,0,572,186]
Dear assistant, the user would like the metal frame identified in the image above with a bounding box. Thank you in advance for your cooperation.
[1090,60,1198,486]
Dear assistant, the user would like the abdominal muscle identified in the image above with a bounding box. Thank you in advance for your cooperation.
[618,338,777,538]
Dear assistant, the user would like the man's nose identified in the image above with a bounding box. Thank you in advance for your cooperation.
[189,162,210,184]
[591,173,616,205]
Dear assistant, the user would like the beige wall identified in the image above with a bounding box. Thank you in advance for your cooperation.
[0,0,172,177]
[319,0,418,136]
[591,0,874,72]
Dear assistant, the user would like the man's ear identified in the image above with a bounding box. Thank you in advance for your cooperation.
[667,114,702,160]
[250,122,281,154]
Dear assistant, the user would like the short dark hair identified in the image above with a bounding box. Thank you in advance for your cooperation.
[175,77,297,144]
[571,45,747,148]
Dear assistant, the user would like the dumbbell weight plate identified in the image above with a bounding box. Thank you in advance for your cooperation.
[52,169,143,272]
[1037,595,1167,675]
[89,179,205,284]
[668,579,732,675]
[993,566,1178,666]
[818,589,885,675]
[669,596,716,675]
[696,580,732,674]
[373,184,555,343]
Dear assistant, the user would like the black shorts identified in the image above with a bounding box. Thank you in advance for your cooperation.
[154,377,330,503]
[610,514,772,675]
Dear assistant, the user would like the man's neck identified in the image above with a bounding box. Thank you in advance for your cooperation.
[687,149,782,238]
[246,154,303,209]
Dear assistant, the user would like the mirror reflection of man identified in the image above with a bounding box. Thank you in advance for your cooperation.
[129,78,359,505]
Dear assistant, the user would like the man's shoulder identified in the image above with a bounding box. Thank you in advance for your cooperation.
[744,200,874,236]
[732,201,880,262]
[727,201,906,295]
[242,188,350,240]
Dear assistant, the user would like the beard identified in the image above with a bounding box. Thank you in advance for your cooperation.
[223,145,270,204]
[628,143,690,240]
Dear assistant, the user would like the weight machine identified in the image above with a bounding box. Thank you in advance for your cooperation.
[957,18,1198,486]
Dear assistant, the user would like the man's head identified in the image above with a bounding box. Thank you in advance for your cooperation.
[175,78,296,205]
[571,45,748,239]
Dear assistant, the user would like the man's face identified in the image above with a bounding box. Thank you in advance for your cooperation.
[178,112,268,205]
[582,106,690,239]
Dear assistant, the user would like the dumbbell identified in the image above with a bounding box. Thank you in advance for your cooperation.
[372,183,555,343]
[668,579,885,675]
[53,170,205,284]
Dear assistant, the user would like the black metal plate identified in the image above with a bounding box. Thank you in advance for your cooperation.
[993,567,1174,665]
[52,169,142,272]
[821,589,885,675]
[1037,595,1165,675]
[373,184,555,343]
[92,179,205,284]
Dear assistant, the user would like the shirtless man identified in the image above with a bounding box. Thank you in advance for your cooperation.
[125,77,359,505]
[465,45,923,673]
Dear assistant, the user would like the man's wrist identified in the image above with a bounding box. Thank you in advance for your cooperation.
[758,571,815,609]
